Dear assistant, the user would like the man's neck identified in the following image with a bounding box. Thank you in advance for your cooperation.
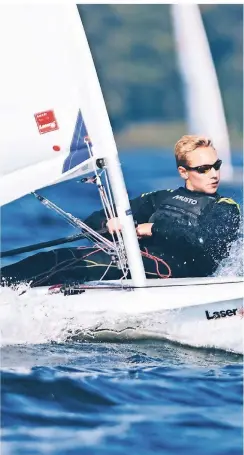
[184,185,217,196]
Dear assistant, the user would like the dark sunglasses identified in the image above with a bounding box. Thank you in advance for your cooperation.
[183,159,222,174]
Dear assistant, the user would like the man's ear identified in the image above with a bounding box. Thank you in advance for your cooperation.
[178,166,188,180]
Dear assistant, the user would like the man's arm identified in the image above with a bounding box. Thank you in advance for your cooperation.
[199,199,240,263]
[151,199,240,262]
[84,189,168,232]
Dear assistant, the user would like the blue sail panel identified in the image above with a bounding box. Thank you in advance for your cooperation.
[62,109,92,173]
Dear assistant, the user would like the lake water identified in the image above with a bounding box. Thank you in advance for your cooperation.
[1,150,243,455]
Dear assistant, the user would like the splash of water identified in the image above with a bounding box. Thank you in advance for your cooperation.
[215,237,243,277]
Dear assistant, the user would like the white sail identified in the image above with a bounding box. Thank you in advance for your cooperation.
[0,5,96,203]
[0,4,146,286]
[171,4,233,180]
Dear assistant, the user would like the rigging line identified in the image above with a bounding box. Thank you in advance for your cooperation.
[30,141,128,279]
[31,250,120,288]
[103,169,127,247]
[28,250,86,285]
[32,192,116,252]
[141,248,171,278]
[33,191,126,272]
[97,180,112,223]
[85,157,115,226]
[100,169,128,273]
[82,150,128,275]
[104,170,117,218]
[83,148,120,225]
[98,261,114,281]
[97,183,122,248]
[30,251,93,287]
[0,232,99,258]
[31,192,124,268]
[84,144,117,227]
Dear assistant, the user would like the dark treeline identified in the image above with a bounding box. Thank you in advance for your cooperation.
[78,5,243,142]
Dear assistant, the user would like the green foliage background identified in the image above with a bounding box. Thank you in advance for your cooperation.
[78,5,243,149]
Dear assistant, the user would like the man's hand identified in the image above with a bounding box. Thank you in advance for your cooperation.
[106,217,122,234]
[136,223,153,238]
[106,219,153,238]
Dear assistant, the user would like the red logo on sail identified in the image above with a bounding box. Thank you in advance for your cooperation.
[34,110,59,134]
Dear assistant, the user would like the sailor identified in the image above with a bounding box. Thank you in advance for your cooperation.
[1,135,240,286]
[84,134,240,279]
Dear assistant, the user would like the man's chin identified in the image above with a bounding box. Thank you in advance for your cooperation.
[205,184,219,194]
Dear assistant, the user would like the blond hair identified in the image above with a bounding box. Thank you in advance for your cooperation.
[174,135,214,167]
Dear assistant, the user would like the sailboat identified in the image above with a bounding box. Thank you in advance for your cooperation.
[0,5,243,352]
[171,4,233,181]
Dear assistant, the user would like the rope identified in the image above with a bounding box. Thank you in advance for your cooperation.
[141,247,172,278]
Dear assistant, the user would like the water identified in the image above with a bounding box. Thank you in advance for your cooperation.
[1,151,243,454]
[1,343,243,455]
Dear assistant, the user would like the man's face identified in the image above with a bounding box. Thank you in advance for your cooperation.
[179,146,220,194]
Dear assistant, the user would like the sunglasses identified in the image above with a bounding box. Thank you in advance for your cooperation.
[183,159,222,174]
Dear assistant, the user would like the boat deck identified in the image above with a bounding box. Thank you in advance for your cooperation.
[85,276,243,289]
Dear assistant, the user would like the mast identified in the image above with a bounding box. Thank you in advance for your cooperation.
[171,4,233,181]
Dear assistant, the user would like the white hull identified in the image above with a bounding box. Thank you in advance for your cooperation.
[14,276,243,353]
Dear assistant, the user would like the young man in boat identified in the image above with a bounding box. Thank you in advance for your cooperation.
[84,134,240,279]
[1,135,240,286]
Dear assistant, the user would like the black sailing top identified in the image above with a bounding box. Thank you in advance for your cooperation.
[84,186,241,277]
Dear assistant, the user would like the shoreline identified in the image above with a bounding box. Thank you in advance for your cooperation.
[115,121,243,152]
